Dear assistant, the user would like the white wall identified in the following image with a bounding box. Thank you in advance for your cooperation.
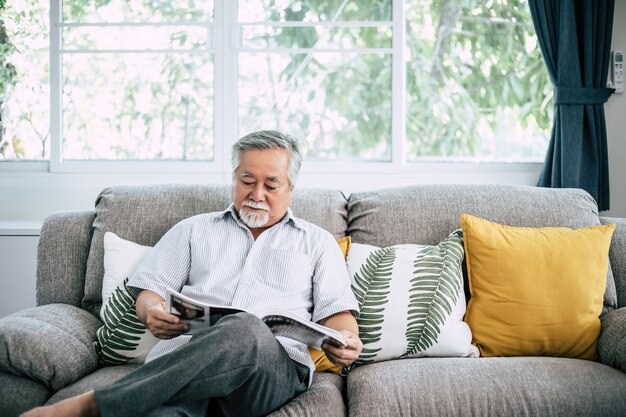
[0,4,625,221]
[0,163,546,222]
[0,233,38,317]
[605,0,626,218]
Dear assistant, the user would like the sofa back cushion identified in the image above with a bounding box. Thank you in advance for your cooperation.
[347,184,617,310]
[82,184,348,316]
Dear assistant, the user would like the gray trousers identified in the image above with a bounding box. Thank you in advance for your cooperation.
[94,313,310,417]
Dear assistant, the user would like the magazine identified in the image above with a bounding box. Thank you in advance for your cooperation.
[165,288,347,350]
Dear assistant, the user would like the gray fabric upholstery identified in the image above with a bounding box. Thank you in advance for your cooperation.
[602,216,626,308]
[82,184,231,315]
[289,187,349,239]
[82,185,347,316]
[37,211,95,307]
[347,357,626,417]
[348,184,617,310]
[268,373,346,417]
[0,304,101,391]
[0,372,50,417]
[599,307,626,373]
[47,365,139,404]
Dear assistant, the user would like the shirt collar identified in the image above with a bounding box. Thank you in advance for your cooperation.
[222,203,305,231]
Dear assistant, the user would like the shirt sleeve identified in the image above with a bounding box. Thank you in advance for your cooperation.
[126,218,193,299]
[311,231,359,323]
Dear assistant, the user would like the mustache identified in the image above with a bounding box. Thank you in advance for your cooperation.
[242,200,269,211]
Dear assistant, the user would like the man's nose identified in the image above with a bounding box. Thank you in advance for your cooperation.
[249,184,266,201]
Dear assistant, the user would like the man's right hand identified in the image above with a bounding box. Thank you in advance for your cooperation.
[136,290,190,339]
[144,302,190,339]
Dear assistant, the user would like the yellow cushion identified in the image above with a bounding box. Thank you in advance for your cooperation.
[461,214,614,360]
[309,347,341,374]
[337,236,352,259]
[306,236,352,375]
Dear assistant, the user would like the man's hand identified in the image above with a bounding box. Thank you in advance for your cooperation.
[136,290,189,339]
[322,330,363,367]
[144,302,190,339]
[318,310,362,366]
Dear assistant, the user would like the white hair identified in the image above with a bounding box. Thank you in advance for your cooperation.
[232,130,302,188]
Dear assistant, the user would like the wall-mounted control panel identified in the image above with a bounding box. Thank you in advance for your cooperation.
[611,50,624,94]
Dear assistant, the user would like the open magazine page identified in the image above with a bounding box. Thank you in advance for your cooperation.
[261,310,347,350]
[166,288,245,334]
[166,288,347,349]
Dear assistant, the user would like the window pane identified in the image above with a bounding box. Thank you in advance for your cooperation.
[238,0,391,22]
[63,25,211,50]
[0,1,50,161]
[62,0,214,23]
[242,25,392,49]
[63,53,213,160]
[239,53,391,161]
[405,0,552,161]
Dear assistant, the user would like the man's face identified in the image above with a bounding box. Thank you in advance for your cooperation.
[232,148,294,230]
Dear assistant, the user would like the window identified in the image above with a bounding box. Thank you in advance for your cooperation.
[238,1,393,161]
[60,0,214,161]
[0,0,50,160]
[405,0,552,162]
[0,0,551,167]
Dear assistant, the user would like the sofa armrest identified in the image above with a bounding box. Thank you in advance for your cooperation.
[37,210,95,307]
[601,216,626,308]
[0,304,102,391]
[598,307,626,373]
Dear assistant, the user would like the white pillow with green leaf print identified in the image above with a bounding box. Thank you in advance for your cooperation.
[95,232,159,365]
[344,230,479,372]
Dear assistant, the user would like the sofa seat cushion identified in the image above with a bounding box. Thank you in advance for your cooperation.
[46,365,139,404]
[49,366,346,417]
[268,372,346,417]
[346,357,626,417]
[0,304,101,392]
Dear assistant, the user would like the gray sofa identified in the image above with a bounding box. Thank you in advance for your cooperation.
[1,184,626,417]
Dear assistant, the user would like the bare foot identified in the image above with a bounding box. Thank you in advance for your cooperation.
[20,391,100,417]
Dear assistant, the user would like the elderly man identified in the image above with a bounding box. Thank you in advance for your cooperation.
[22,131,362,417]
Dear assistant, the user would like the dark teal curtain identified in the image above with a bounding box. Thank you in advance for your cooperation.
[529,0,615,210]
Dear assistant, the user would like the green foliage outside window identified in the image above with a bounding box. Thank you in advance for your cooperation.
[0,0,49,160]
[241,0,551,161]
[0,0,551,162]
[405,0,552,160]
[239,0,393,161]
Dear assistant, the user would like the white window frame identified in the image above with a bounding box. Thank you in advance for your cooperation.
[1,0,543,182]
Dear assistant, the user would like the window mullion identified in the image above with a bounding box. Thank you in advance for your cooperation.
[215,0,239,181]
[392,0,406,169]
[50,0,62,171]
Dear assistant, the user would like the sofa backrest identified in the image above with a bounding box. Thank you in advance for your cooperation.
[37,183,621,315]
[347,184,617,310]
[80,184,348,316]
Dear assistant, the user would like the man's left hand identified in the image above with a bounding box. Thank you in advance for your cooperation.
[322,330,363,367]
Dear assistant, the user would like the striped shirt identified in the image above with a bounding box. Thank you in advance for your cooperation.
[127,204,358,386]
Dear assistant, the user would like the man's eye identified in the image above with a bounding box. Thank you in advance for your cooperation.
[242,181,254,186]
[265,185,278,191]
